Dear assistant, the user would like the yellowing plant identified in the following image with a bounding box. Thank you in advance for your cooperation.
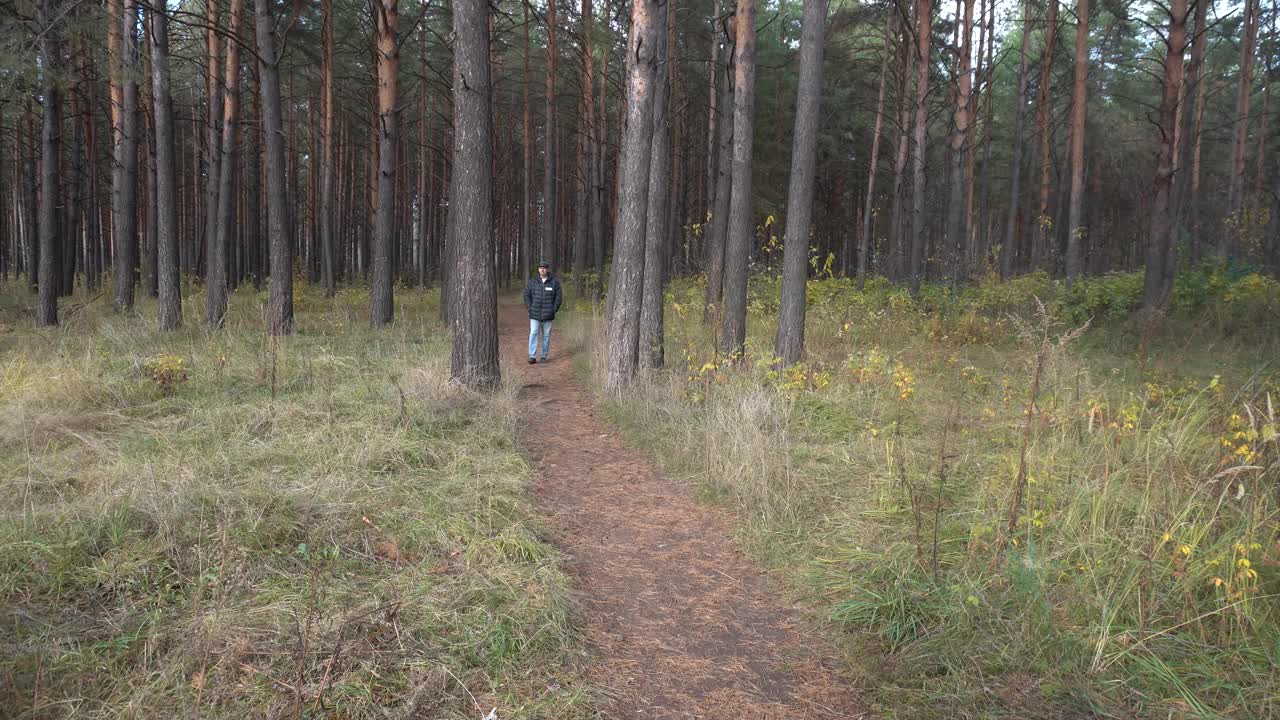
[892,362,915,401]
[143,354,188,395]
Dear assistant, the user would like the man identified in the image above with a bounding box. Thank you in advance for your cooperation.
[523,261,562,364]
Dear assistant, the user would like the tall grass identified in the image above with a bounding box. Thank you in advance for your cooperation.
[568,271,1280,719]
[0,285,598,719]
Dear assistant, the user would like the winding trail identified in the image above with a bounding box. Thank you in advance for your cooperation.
[500,300,864,719]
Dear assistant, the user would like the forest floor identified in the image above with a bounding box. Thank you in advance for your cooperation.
[499,300,866,719]
[0,288,599,720]
[557,273,1280,720]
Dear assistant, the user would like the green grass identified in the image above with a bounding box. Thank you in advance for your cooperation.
[0,284,599,719]
[565,271,1280,720]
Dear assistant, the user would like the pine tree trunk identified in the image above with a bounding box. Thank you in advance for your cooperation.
[151,5,181,330]
[84,74,103,290]
[1064,0,1089,286]
[254,0,293,335]
[22,107,38,292]
[944,0,974,284]
[207,0,244,327]
[964,0,986,271]
[719,0,757,356]
[202,0,222,283]
[1254,18,1273,202]
[592,12,609,296]
[704,0,721,225]
[887,17,914,281]
[859,9,894,289]
[1142,0,1188,309]
[1002,0,1033,278]
[977,0,998,267]
[449,0,500,387]
[639,0,672,370]
[0,109,6,283]
[1228,0,1260,225]
[59,32,83,295]
[1032,0,1058,271]
[320,0,336,297]
[247,78,263,289]
[113,0,140,313]
[603,0,662,392]
[521,0,533,283]
[907,0,933,293]
[371,0,399,327]
[417,34,429,288]
[543,0,559,269]
[574,0,596,295]
[141,19,158,298]
[1179,0,1210,261]
[704,50,733,320]
[775,0,826,366]
[36,0,61,327]
[62,46,84,297]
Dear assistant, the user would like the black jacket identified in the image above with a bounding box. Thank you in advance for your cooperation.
[523,274,563,321]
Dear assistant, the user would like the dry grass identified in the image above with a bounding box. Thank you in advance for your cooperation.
[0,284,600,720]
[565,273,1280,720]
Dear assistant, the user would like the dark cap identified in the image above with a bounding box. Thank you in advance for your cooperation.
[537,261,550,269]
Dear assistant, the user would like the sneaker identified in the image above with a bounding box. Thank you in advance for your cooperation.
[539,357,548,363]
[528,357,537,364]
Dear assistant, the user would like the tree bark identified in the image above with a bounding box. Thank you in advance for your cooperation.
[36,0,62,327]
[907,0,933,293]
[887,12,914,280]
[1002,0,1034,278]
[371,0,399,327]
[719,0,757,356]
[593,9,609,296]
[1064,0,1088,286]
[543,0,559,269]
[151,4,181,330]
[246,80,263,288]
[574,0,596,295]
[964,0,985,271]
[449,0,500,387]
[113,0,140,313]
[704,40,734,319]
[416,30,430,287]
[1031,0,1058,271]
[1142,0,1188,309]
[521,0,533,283]
[603,0,662,392]
[1182,0,1210,261]
[254,0,293,334]
[639,0,672,370]
[202,0,222,283]
[63,43,85,297]
[944,0,974,284]
[141,19,158,299]
[1228,0,1260,223]
[21,107,38,292]
[207,0,245,327]
[319,0,337,296]
[704,0,722,225]
[859,9,894,288]
[775,0,827,366]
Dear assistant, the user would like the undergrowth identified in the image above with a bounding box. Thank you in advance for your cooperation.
[0,284,598,719]
[566,268,1280,720]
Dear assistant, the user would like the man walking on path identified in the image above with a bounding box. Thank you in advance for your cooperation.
[523,261,563,363]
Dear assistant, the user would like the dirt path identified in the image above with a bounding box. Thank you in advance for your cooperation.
[501,300,864,719]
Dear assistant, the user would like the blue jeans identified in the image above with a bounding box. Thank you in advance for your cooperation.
[528,319,552,359]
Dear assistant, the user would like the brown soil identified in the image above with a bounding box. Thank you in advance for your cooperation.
[502,301,865,719]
